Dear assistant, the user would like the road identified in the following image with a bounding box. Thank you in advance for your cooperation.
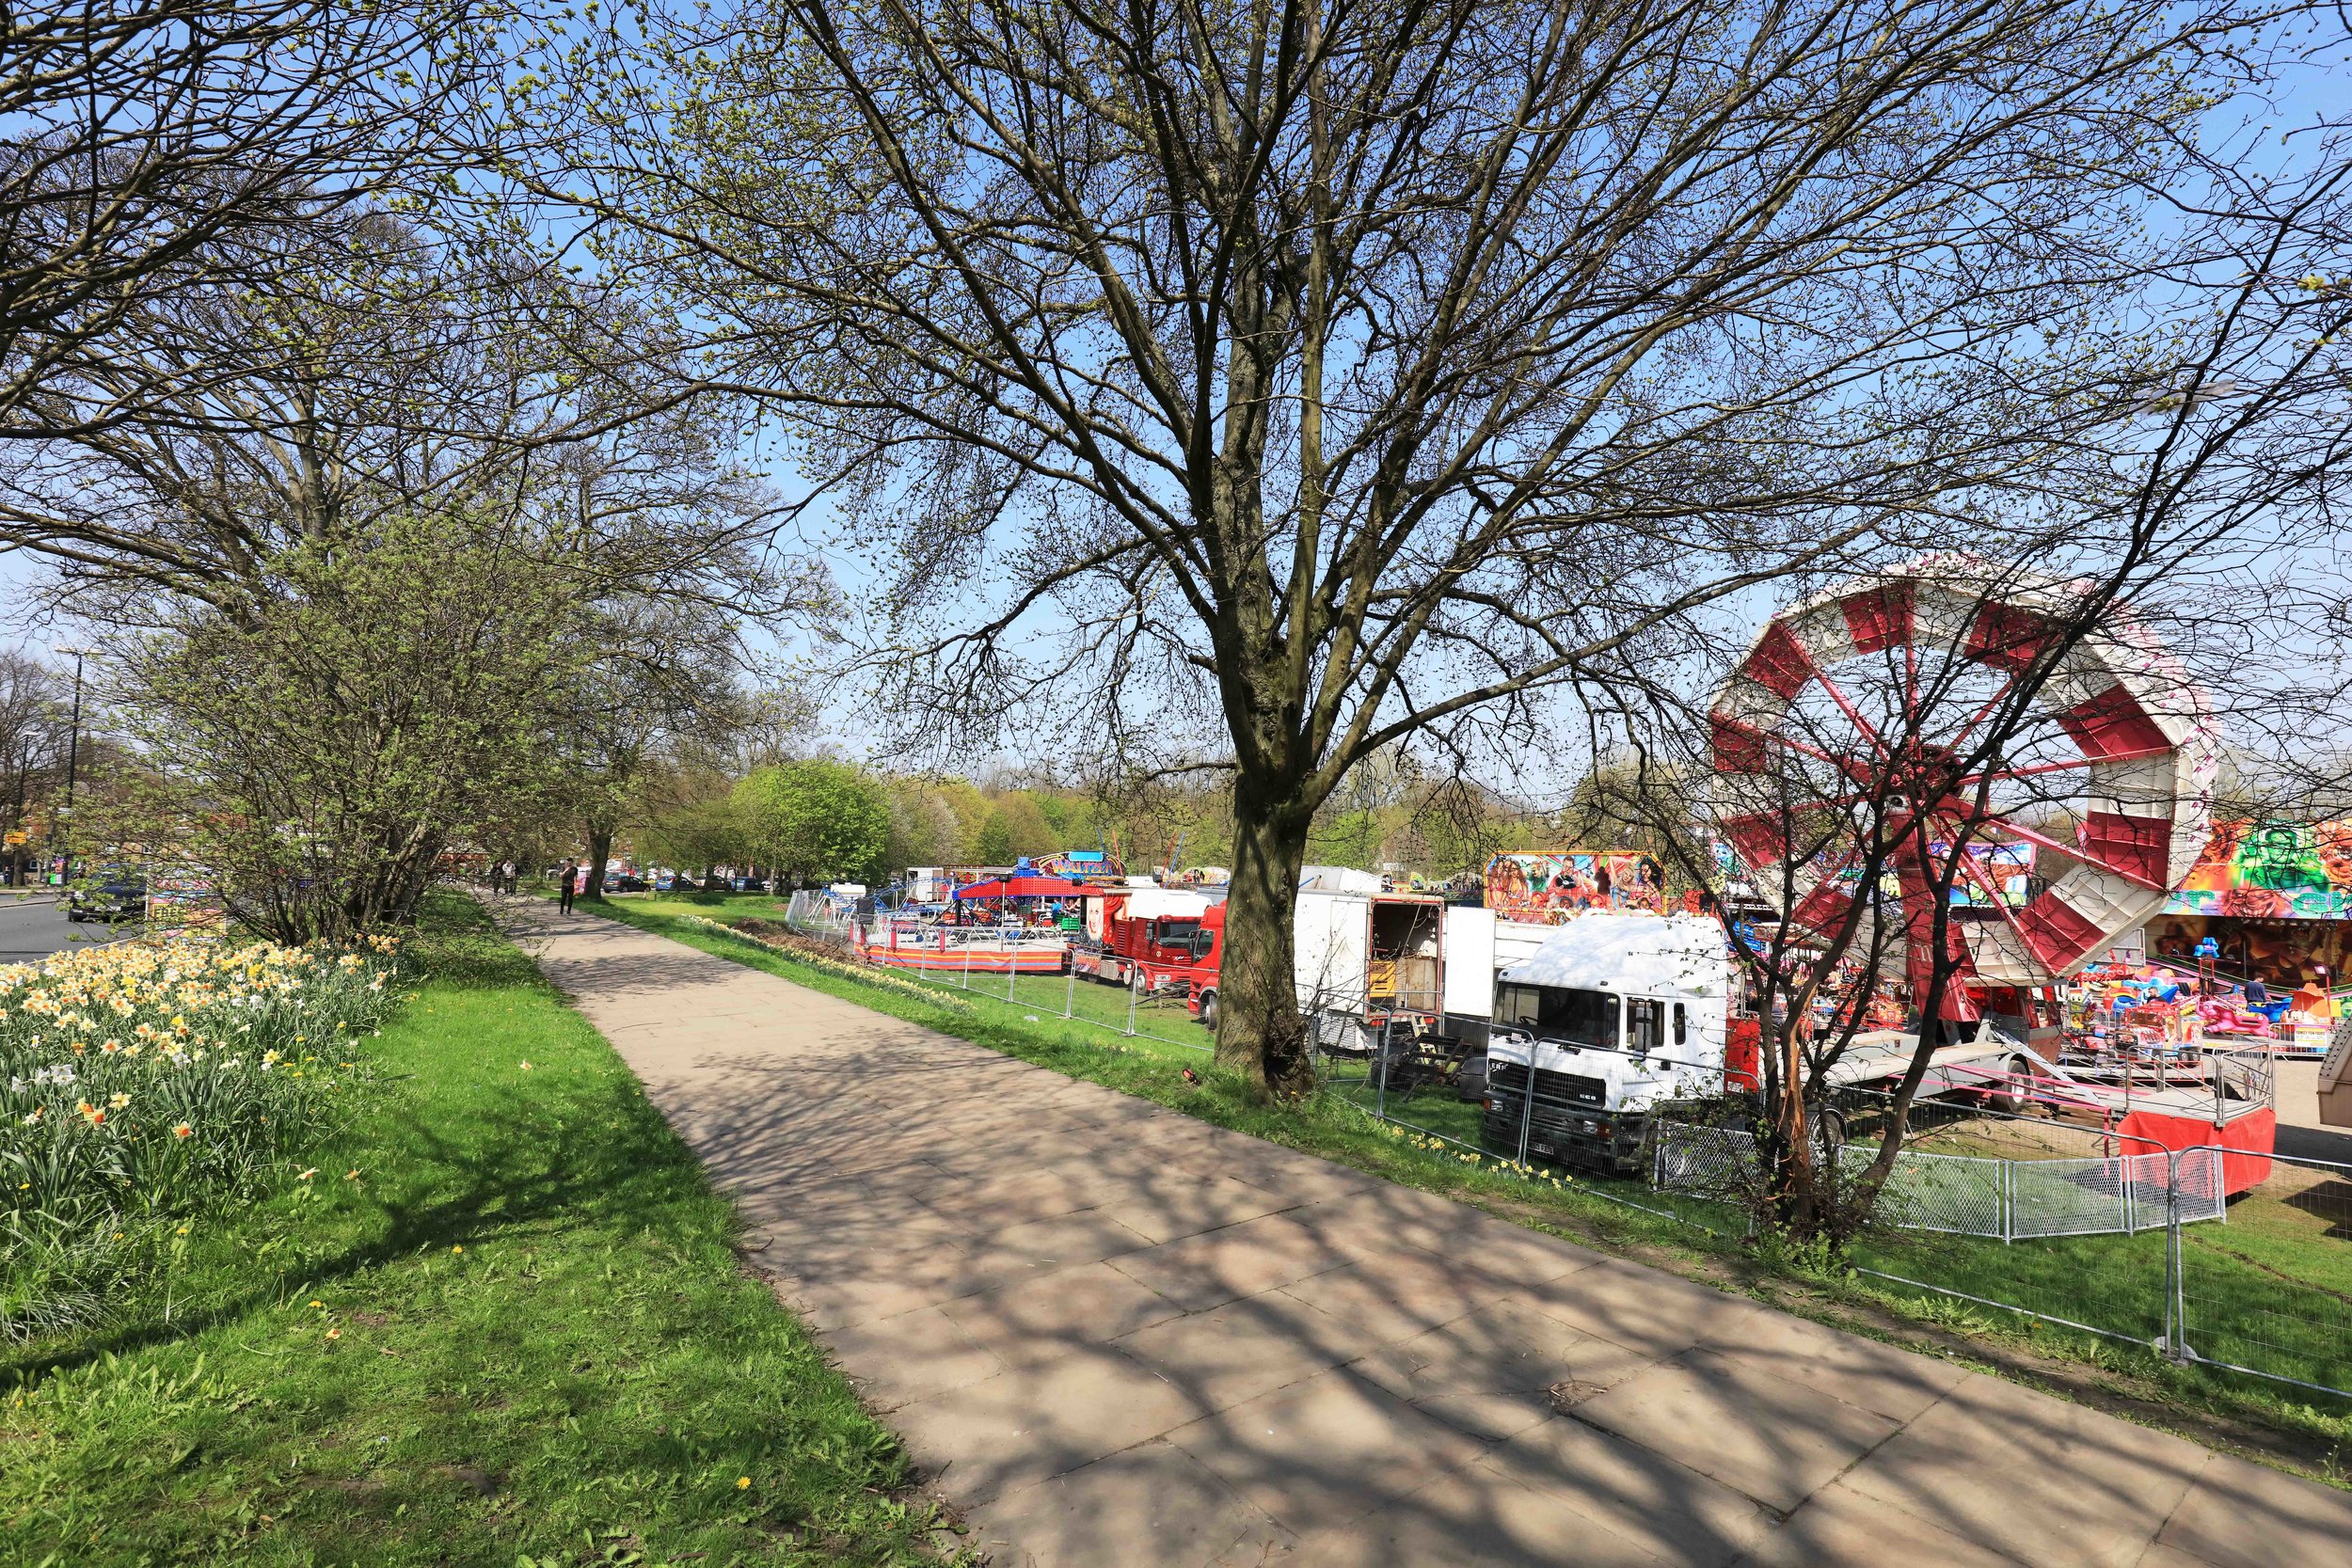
[0,892,135,963]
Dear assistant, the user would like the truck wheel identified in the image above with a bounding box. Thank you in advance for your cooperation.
[1986,1054,2033,1115]
[1198,990,1217,1030]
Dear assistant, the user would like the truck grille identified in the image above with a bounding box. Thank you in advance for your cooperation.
[1483,1060,1635,1171]
[1486,1061,1605,1108]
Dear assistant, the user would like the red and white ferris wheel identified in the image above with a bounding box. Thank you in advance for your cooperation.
[1710,557,2217,1018]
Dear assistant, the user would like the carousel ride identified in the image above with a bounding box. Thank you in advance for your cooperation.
[1708,557,2274,1186]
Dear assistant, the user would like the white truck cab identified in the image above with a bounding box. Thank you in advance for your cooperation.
[1481,913,1735,1172]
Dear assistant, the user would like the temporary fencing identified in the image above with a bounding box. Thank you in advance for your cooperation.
[1650,1121,2223,1240]
[2170,1147,2352,1400]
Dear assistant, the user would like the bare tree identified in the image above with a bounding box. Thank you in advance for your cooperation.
[563,600,755,899]
[0,208,786,623]
[0,652,72,885]
[501,0,2334,1094]
[1,0,494,430]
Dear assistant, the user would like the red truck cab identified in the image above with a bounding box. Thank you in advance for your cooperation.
[1073,889,1226,1006]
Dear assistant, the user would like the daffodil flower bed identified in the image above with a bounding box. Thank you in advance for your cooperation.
[0,936,404,1338]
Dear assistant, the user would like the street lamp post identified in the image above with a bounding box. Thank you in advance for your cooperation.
[51,645,83,887]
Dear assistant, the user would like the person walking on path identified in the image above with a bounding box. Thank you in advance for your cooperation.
[558,859,578,914]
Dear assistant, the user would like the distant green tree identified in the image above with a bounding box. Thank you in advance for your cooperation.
[736,761,889,886]
[882,778,964,871]
[973,807,1015,866]
[640,768,756,878]
[995,792,1057,857]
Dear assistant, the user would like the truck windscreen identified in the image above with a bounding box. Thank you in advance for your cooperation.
[1494,984,1619,1049]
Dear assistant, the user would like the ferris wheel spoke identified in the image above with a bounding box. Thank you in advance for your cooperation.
[1812,668,1893,758]
[1949,840,2045,969]
[1950,745,2175,794]
[1754,725,1872,781]
[1943,671,2020,750]
[1963,810,2167,892]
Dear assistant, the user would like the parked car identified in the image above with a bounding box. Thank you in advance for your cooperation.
[604,872,651,893]
[68,869,147,923]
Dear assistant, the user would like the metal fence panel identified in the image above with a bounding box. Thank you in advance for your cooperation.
[1652,1122,1758,1197]
[2173,1146,2352,1400]
[1867,1148,2010,1237]
[2008,1156,2131,1239]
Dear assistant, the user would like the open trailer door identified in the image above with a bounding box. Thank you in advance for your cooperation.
[1295,890,1370,1016]
[1441,904,1497,1022]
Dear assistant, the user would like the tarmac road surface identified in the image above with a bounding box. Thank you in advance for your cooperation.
[0,891,135,964]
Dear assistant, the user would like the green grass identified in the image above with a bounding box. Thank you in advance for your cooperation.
[0,895,956,1567]
[593,897,2352,1478]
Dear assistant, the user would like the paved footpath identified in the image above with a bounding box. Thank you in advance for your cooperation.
[505,905,2352,1567]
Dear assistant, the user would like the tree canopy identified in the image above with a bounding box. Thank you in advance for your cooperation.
[735,760,890,885]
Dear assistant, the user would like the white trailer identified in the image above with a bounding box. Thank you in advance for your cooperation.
[1295,888,1447,1053]
[1475,912,2070,1171]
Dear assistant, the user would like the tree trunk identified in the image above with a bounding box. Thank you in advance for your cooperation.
[585,826,613,901]
[1215,783,1315,1101]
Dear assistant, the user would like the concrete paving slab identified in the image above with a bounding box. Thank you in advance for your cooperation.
[915,1165,1103,1227]
[1112,1291,1366,1413]
[768,1250,1008,1331]
[966,1439,1298,1568]
[1164,1367,1490,1538]
[1445,1214,1608,1290]
[2153,1448,2352,1568]
[959,1210,1158,1281]
[1274,1247,1503,1347]
[1570,1348,1902,1513]
[1354,1295,1658,1439]
[1836,1370,2208,1568]
[1514,1255,1745,1359]
[2134,1545,2217,1568]
[940,1261,1189,1368]
[1089,1172,1303,1244]
[1733,1480,2020,1568]
[1105,1212,1361,1312]
[1477,1414,1774,1567]
[822,1305,1009,1412]
[892,1345,1206,1505]
[1287,1459,1680,1567]
[1697,1305,1967,1424]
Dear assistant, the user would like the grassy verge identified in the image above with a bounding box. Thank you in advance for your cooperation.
[0,895,957,1567]
[591,896,2352,1485]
